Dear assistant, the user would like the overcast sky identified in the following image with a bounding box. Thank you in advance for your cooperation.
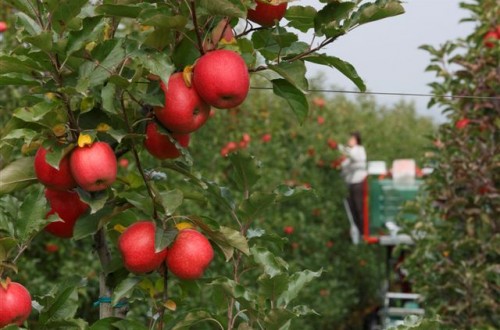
[300,0,475,123]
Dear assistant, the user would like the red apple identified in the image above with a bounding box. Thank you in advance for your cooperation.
[144,121,190,159]
[70,142,117,192]
[317,116,325,125]
[283,226,294,235]
[0,280,32,327]
[118,221,168,274]
[0,22,7,33]
[261,133,272,143]
[242,133,251,143]
[327,138,338,150]
[118,158,129,168]
[247,0,288,27]
[220,147,230,157]
[166,229,214,280]
[34,146,77,191]
[483,27,499,48]
[455,118,470,130]
[45,243,59,253]
[307,147,315,157]
[155,72,211,134]
[313,97,326,108]
[44,188,89,238]
[326,241,334,248]
[192,50,250,109]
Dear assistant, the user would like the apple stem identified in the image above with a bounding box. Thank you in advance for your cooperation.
[189,0,205,55]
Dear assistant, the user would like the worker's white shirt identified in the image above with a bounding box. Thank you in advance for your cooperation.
[340,145,368,184]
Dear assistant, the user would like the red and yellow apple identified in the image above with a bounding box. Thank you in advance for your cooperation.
[70,142,117,192]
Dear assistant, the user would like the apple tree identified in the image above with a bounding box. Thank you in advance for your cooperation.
[0,0,406,328]
[403,0,499,328]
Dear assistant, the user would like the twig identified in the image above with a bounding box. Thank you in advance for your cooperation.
[189,0,205,55]
[120,92,159,219]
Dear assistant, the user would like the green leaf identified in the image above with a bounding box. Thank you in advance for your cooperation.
[277,269,322,306]
[49,0,87,33]
[304,54,366,92]
[264,309,296,330]
[285,6,317,32]
[269,61,308,92]
[72,206,112,240]
[219,226,250,255]
[119,191,154,215]
[2,128,38,144]
[15,11,43,36]
[199,0,246,18]
[5,0,38,19]
[0,55,42,74]
[171,310,221,330]
[0,237,17,263]
[111,319,149,330]
[356,1,405,25]
[42,318,88,330]
[24,31,53,52]
[89,317,122,330]
[314,1,355,37]
[77,39,125,92]
[271,79,308,123]
[205,181,236,211]
[76,189,108,214]
[112,277,141,306]
[0,74,39,86]
[251,246,288,278]
[66,16,106,55]
[239,192,276,221]
[95,4,144,18]
[258,273,289,301]
[101,83,117,115]
[159,189,184,216]
[13,101,57,124]
[154,227,178,252]
[227,153,260,191]
[16,186,48,241]
[139,8,188,30]
[39,277,86,324]
[252,29,299,61]
[137,52,175,84]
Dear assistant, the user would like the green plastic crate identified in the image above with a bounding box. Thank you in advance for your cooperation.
[368,178,422,234]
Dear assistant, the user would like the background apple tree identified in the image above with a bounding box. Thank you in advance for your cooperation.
[0,0,410,329]
[402,0,499,328]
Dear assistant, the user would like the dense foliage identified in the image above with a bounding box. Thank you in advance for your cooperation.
[404,0,499,328]
[0,0,443,329]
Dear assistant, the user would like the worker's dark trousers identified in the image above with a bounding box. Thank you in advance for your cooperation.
[348,182,364,234]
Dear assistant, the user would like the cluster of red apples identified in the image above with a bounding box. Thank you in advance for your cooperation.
[118,222,214,280]
[0,3,292,327]
[145,49,250,160]
[34,142,117,238]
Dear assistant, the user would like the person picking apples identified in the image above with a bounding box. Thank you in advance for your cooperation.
[338,131,368,234]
